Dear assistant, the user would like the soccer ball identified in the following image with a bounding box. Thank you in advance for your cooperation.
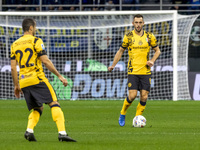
[132,115,146,127]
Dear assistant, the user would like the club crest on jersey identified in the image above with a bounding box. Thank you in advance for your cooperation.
[138,40,143,45]
[41,44,45,50]
[146,38,149,42]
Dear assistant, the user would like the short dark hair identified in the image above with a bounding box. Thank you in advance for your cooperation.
[22,18,36,32]
[134,14,144,19]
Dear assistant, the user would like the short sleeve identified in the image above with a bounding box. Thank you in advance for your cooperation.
[35,38,47,57]
[150,33,158,48]
[121,34,129,49]
[10,44,15,60]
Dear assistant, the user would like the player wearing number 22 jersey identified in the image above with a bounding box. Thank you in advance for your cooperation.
[10,18,76,142]
[10,35,47,88]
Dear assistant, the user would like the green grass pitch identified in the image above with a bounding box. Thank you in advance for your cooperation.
[0,100,200,150]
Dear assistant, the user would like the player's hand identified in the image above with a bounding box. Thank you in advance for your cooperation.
[59,76,68,87]
[146,61,154,67]
[14,85,22,98]
[108,66,114,72]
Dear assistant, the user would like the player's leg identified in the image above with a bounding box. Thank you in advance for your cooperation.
[135,75,151,116]
[119,90,137,126]
[49,101,66,135]
[136,90,149,116]
[27,106,43,133]
[42,80,76,142]
[25,106,43,141]
[119,75,139,126]
[22,86,43,141]
[49,101,76,142]
[121,75,139,115]
[35,80,65,135]
[120,90,137,115]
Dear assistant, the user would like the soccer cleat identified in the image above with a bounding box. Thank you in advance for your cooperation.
[24,131,37,142]
[58,134,77,142]
[118,114,126,126]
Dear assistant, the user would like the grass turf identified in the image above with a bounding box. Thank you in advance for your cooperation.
[0,100,200,150]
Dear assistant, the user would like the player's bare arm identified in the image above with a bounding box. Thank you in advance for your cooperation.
[147,46,161,67]
[11,59,22,98]
[108,47,125,72]
[39,55,68,87]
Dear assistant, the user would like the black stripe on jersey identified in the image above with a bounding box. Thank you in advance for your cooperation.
[152,45,158,48]
[146,32,151,46]
[37,76,43,81]
[10,56,15,60]
[37,50,47,57]
[146,65,150,70]
[120,45,127,49]
[34,37,38,44]
[147,52,149,61]
[33,37,39,52]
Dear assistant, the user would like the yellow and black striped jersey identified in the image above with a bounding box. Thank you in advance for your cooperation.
[121,30,158,75]
[10,34,47,88]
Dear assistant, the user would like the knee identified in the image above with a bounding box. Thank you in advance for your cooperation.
[33,106,43,116]
[128,94,137,102]
[141,94,148,101]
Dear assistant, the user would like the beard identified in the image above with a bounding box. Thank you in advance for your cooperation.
[135,27,142,33]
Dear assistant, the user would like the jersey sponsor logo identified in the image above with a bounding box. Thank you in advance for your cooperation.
[20,74,32,80]
[132,46,148,49]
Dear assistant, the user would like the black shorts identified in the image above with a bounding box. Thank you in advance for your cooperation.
[128,75,151,92]
[22,81,57,111]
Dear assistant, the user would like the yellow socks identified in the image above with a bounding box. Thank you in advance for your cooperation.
[27,110,41,131]
[26,106,66,135]
[51,106,66,132]
[136,101,146,116]
[120,97,132,115]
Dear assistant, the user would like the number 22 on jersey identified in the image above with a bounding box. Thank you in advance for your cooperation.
[15,48,34,69]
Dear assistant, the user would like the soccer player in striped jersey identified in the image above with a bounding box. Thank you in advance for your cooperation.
[10,18,76,141]
[108,14,161,126]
